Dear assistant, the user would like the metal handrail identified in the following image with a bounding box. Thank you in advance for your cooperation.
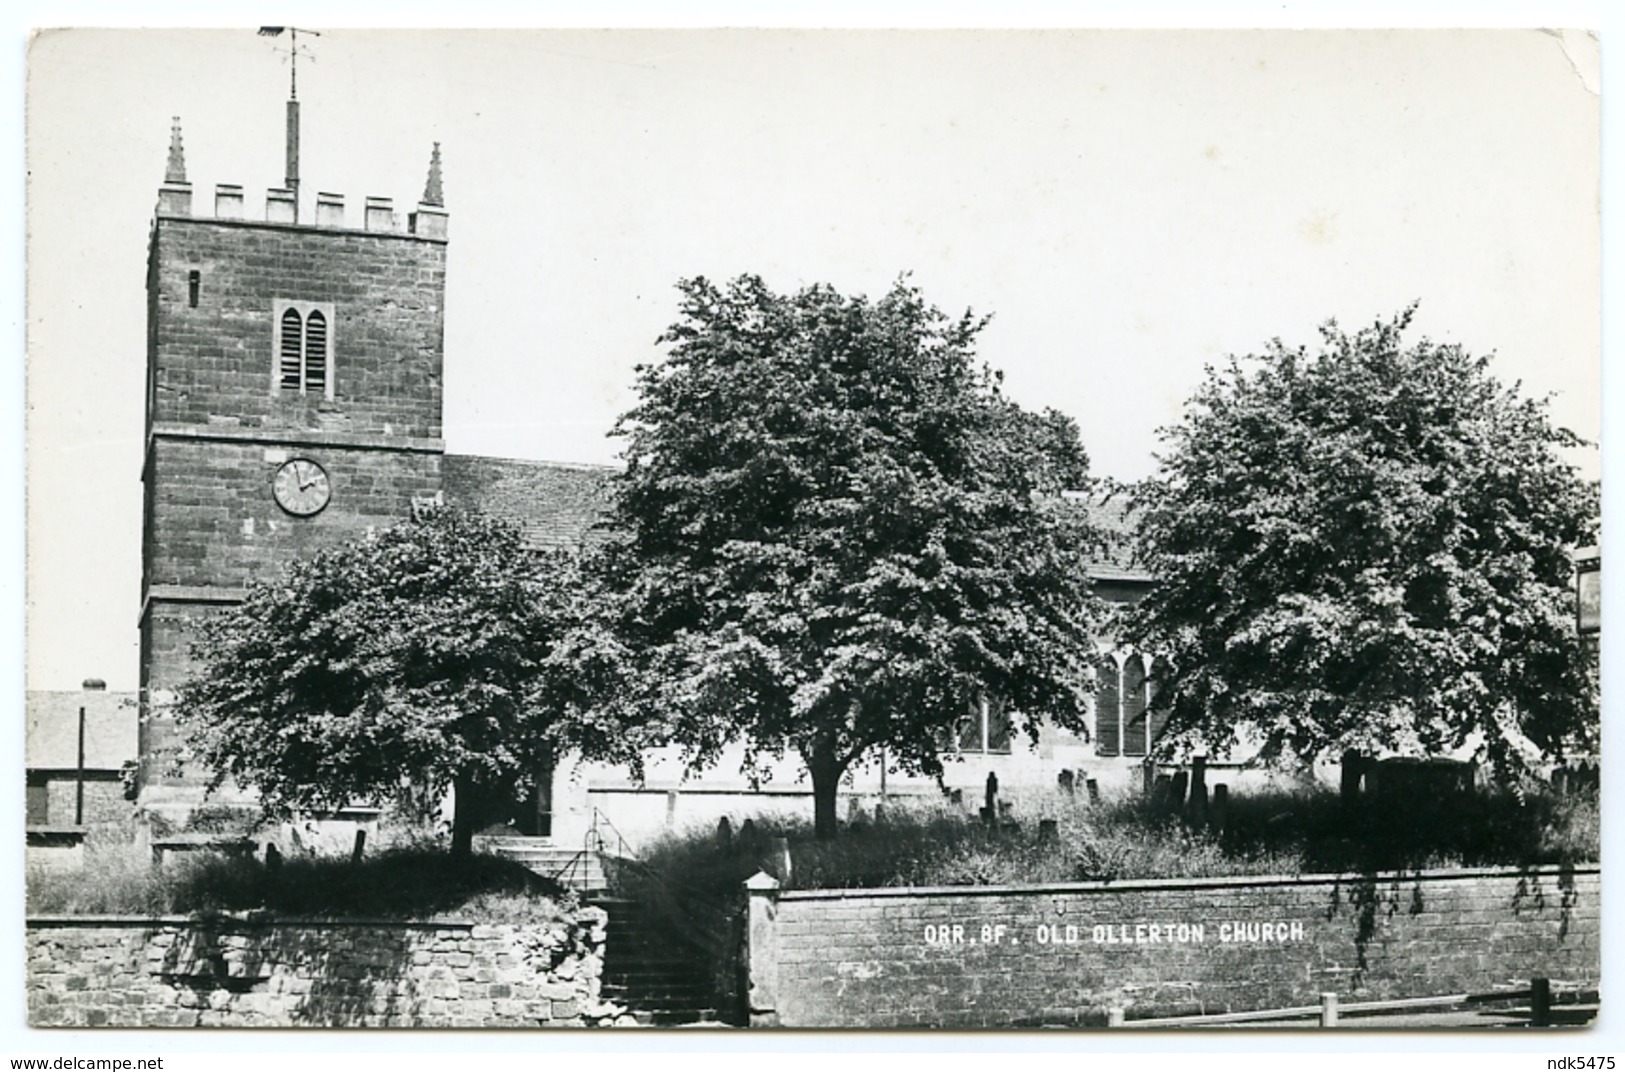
[537,808,636,892]
[546,846,595,891]
[589,806,636,860]
[1111,979,1594,1028]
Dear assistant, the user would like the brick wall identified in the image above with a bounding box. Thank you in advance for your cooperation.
[27,907,631,1028]
[744,865,1599,1028]
[40,777,130,828]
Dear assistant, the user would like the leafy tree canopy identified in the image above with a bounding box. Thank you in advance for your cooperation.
[603,274,1107,836]
[178,507,630,855]
[1129,308,1598,779]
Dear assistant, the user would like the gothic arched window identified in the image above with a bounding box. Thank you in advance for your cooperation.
[1095,654,1121,757]
[1122,654,1148,757]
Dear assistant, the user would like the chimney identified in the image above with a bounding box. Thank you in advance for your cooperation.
[364,196,396,232]
[156,117,192,216]
[316,192,345,228]
[266,188,296,224]
[214,184,245,219]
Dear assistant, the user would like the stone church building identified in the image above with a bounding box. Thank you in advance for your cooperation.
[136,121,1173,851]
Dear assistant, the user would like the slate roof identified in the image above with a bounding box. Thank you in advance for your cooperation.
[441,453,1152,585]
[1071,492,1152,583]
[26,690,140,770]
[441,454,615,549]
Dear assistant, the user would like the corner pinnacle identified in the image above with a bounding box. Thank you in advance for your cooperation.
[165,117,188,185]
[421,142,444,207]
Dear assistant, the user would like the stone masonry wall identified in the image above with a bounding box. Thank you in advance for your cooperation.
[143,437,442,595]
[148,217,446,439]
[747,865,1600,1028]
[28,907,624,1028]
[138,438,442,785]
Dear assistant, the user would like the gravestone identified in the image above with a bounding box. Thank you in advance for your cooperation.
[1152,774,1174,810]
[1184,756,1208,828]
[767,836,793,885]
[1366,757,1475,801]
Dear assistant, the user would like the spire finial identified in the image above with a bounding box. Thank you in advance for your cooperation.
[421,142,444,207]
[164,117,188,185]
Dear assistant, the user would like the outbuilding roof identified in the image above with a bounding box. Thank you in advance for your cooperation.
[26,690,139,770]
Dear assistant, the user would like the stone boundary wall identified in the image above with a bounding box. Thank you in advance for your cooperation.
[744,865,1599,1028]
[28,906,625,1028]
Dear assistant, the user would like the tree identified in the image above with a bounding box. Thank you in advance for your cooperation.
[602,275,1106,837]
[1128,308,1598,782]
[177,508,630,856]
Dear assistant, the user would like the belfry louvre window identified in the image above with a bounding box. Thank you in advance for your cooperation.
[273,300,336,398]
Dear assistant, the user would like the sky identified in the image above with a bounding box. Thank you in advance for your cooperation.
[22,26,1602,696]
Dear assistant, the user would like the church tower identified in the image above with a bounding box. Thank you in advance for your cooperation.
[138,116,452,796]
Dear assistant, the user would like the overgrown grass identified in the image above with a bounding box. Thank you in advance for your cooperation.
[1214,784,1600,874]
[27,844,571,925]
[619,785,1599,907]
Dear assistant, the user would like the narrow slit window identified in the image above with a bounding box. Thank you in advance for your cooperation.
[187,270,200,308]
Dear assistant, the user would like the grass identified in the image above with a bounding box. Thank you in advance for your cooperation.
[26,843,572,925]
[617,784,1599,907]
[1213,783,1599,875]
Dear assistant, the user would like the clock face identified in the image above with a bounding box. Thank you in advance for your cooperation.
[272,458,332,517]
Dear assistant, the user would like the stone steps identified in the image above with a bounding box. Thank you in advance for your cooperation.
[595,896,733,1027]
[469,849,733,1025]
[475,837,609,892]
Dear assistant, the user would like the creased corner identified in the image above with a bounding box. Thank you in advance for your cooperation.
[1537,28,1600,97]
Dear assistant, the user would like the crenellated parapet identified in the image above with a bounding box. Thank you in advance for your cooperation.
[153,120,448,241]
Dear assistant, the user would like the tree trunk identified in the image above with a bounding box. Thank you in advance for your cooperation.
[804,741,846,841]
[451,772,482,858]
[1340,749,1367,805]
